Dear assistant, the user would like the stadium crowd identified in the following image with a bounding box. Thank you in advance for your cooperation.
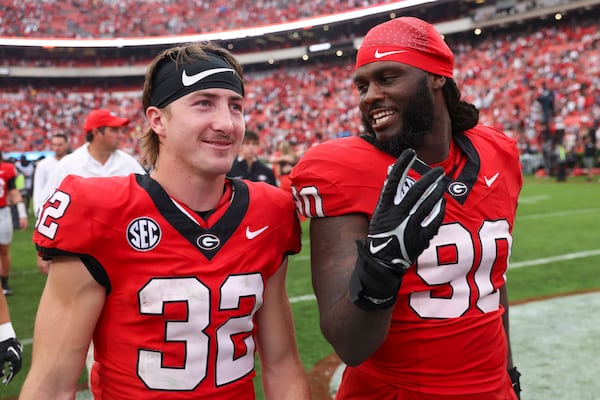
[1,12,599,177]
[1,0,395,38]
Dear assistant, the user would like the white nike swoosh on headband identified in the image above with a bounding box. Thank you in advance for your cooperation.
[374,49,407,59]
[181,68,235,87]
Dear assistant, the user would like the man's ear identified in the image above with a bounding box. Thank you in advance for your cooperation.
[146,107,166,138]
[431,75,446,90]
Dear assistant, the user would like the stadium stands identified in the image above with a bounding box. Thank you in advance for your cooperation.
[1,0,398,38]
[0,0,598,172]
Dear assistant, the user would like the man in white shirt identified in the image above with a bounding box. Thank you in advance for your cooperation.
[43,109,146,197]
[32,134,70,214]
[32,134,70,274]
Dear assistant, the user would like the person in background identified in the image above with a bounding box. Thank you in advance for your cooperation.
[582,133,596,182]
[0,155,28,296]
[228,129,277,186]
[32,134,70,214]
[21,42,310,400]
[32,133,70,274]
[42,108,146,198]
[0,289,23,385]
[554,137,567,182]
[15,155,34,214]
[290,16,522,400]
[537,82,555,125]
[269,140,298,192]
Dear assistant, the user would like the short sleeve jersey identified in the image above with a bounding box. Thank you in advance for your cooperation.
[290,127,523,395]
[33,174,301,399]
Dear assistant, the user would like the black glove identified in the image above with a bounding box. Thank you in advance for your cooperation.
[0,337,23,385]
[350,149,446,310]
[508,366,521,399]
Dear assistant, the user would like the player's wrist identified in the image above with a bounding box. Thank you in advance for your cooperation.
[16,202,27,219]
[349,241,405,310]
[0,322,16,342]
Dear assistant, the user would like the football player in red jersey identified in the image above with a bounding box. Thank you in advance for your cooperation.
[21,43,310,400]
[0,158,28,296]
[290,17,522,400]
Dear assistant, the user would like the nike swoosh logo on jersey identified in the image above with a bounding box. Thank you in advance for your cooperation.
[374,49,407,59]
[369,237,393,254]
[246,226,269,239]
[484,172,500,187]
[181,68,235,87]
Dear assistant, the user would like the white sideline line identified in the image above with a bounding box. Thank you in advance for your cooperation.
[289,294,316,304]
[509,249,600,269]
[517,207,600,220]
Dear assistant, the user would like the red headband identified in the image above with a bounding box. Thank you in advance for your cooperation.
[356,17,454,78]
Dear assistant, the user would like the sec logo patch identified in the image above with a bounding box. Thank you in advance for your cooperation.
[127,217,161,251]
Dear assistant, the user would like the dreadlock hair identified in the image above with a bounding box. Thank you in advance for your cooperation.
[442,78,479,135]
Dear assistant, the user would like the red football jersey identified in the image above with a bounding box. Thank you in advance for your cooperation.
[290,127,523,396]
[34,174,301,399]
[0,162,18,208]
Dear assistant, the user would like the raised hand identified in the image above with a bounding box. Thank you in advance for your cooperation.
[350,149,446,310]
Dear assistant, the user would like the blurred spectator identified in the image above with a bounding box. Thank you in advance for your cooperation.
[269,140,298,192]
[582,134,596,182]
[537,82,555,125]
[15,155,34,213]
[228,130,277,186]
[42,108,146,198]
[555,138,568,182]
[32,133,70,214]
[32,133,69,274]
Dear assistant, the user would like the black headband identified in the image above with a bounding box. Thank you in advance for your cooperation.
[149,51,244,108]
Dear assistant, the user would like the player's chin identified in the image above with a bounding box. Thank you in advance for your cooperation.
[214,158,238,175]
[372,133,404,157]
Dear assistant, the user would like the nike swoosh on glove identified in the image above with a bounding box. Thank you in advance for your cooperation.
[350,148,446,310]
[0,337,23,385]
[367,148,446,270]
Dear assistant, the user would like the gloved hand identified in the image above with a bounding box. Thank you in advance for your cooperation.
[0,336,23,385]
[350,149,446,310]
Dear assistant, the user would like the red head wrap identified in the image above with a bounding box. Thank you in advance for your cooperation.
[355,17,454,78]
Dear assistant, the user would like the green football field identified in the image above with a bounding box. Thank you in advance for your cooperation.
[2,175,599,399]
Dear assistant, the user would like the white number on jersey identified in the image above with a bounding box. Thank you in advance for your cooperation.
[35,190,71,240]
[410,220,511,318]
[138,275,263,390]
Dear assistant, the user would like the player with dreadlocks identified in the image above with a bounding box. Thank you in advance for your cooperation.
[291,16,523,399]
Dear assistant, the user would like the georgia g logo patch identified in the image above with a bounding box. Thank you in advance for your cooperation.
[196,234,220,251]
[127,217,161,251]
[448,181,468,197]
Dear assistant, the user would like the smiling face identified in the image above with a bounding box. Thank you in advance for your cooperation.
[354,61,435,157]
[147,87,245,177]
